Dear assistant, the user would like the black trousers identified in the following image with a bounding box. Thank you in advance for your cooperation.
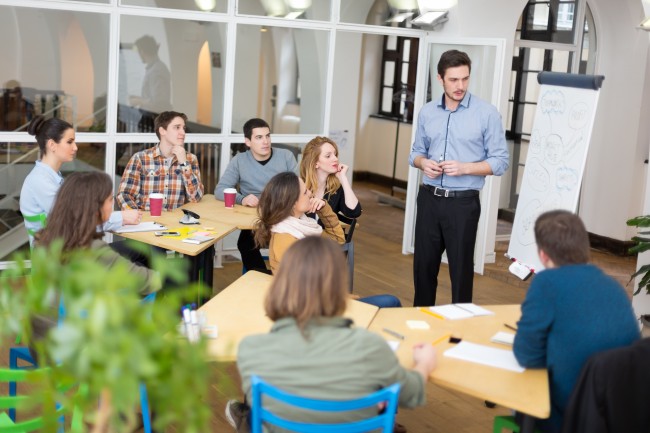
[238,229,268,273]
[413,185,481,306]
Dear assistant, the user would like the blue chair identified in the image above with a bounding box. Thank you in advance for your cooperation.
[250,375,400,433]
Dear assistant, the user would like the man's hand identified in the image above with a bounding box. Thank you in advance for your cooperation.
[170,145,187,165]
[242,194,259,207]
[418,158,443,179]
[438,160,467,177]
[121,209,143,225]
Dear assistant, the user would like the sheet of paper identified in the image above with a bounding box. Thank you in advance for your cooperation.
[429,305,474,320]
[490,331,515,346]
[386,340,400,352]
[406,320,430,330]
[444,341,525,373]
[114,221,166,233]
[455,303,494,316]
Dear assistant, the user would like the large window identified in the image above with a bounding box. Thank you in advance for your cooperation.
[505,0,596,210]
[0,0,428,266]
[378,35,419,123]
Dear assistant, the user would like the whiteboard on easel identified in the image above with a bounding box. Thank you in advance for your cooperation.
[507,72,605,274]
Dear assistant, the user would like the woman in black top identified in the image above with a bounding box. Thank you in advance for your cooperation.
[300,136,362,223]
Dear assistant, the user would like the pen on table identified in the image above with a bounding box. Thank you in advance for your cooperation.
[419,307,445,320]
[382,328,405,340]
[431,333,451,346]
[504,323,518,332]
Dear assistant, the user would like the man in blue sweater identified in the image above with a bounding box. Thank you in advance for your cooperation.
[513,210,640,432]
[215,118,298,272]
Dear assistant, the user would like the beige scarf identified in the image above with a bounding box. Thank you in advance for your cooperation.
[271,215,322,239]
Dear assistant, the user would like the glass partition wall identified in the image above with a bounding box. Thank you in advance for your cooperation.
[0,0,497,266]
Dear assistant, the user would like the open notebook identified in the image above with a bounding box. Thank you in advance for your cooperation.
[114,222,166,233]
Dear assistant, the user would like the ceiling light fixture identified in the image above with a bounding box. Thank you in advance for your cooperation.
[412,10,449,28]
[194,0,216,12]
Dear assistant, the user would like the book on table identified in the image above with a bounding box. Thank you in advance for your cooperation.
[182,234,215,245]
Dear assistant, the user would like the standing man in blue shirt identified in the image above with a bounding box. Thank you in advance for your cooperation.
[409,50,509,306]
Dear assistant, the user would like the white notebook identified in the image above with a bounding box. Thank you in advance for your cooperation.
[490,331,515,346]
[429,303,494,320]
[114,222,165,233]
[182,234,215,245]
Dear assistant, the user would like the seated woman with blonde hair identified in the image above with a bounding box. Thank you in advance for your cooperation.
[254,171,401,308]
[300,136,361,223]
[225,236,436,431]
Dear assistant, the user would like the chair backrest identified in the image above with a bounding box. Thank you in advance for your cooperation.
[561,338,650,433]
[250,375,400,433]
[0,367,81,433]
[338,216,357,244]
[23,212,47,245]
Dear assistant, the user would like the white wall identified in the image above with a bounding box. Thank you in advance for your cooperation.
[331,32,364,176]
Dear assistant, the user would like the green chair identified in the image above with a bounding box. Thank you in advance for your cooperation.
[23,212,47,242]
[0,367,83,433]
[493,415,542,433]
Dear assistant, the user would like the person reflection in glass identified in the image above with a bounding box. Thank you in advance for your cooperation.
[129,35,171,114]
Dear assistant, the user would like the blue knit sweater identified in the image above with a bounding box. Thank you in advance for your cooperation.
[513,264,640,432]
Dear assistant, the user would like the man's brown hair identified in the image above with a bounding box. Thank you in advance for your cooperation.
[535,210,590,266]
[154,111,187,140]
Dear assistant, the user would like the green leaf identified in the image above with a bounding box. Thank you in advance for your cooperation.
[627,215,650,227]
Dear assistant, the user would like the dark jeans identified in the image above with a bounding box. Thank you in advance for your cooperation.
[413,185,481,306]
[359,295,402,308]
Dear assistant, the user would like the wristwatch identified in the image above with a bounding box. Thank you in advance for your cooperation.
[179,161,189,169]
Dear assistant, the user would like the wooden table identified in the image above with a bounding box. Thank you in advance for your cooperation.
[182,195,258,230]
[199,271,379,362]
[367,305,549,432]
[115,195,257,293]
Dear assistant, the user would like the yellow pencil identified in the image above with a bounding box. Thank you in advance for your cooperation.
[431,334,451,346]
[419,307,445,320]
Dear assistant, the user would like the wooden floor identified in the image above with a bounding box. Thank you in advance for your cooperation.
[2,181,640,433]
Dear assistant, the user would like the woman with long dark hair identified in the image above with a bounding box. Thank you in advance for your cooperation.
[36,171,159,294]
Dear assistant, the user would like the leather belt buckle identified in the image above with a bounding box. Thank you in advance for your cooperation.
[433,187,449,198]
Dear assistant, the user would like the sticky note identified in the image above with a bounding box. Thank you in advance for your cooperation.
[406,320,430,330]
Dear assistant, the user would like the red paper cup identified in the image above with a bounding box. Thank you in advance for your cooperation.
[224,188,237,208]
[149,193,164,217]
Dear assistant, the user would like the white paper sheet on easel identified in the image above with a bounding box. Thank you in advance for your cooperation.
[114,222,166,233]
[444,341,525,373]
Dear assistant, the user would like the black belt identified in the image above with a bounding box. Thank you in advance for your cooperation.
[422,184,479,198]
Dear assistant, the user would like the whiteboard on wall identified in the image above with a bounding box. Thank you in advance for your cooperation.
[507,72,605,273]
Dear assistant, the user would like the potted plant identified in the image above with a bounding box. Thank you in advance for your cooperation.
[626,215,650,327]
[0,240,213,433]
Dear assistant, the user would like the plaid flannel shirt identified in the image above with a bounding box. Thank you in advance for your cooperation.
[117,145,204,211]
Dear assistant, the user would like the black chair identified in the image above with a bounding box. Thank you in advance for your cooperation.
[562,337,650,433]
